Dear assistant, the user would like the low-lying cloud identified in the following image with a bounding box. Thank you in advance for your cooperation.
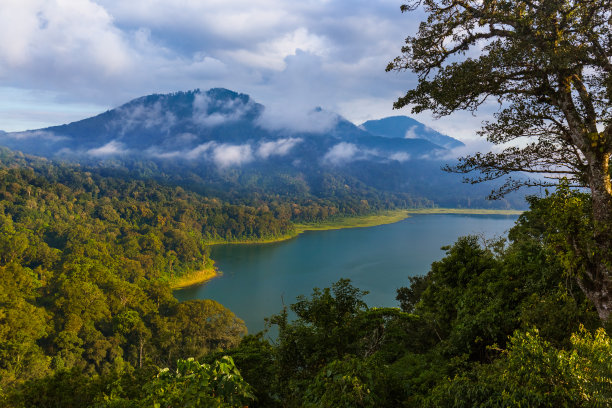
[256,105,339,134]
[323,142,360,164]
[324,143,431,165]
[3,130,67,142]
[404,126,419,139]
[192,93,256,127]
[115,101,177,135]
[87,140,129,156]
[212,143,253,167]
[257,137,302,159]
[147,137,301,168]
[390,152,410,162]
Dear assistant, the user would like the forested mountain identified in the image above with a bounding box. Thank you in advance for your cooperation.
[0,89,524,209]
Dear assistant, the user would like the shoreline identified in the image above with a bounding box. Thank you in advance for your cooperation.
[204,207,523,246]
[171,267,219,289]
[174,208,523,288]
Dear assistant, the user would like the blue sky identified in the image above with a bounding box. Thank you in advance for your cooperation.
[0,0,492,142]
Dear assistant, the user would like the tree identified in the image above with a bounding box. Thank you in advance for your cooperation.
[139,357,255,408]
[388,0,612,320]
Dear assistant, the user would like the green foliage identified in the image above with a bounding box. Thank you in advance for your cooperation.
[390,0,612,320]
[303,356,383,408]
[0,149,250,394]
[423,327,612,408]
[267,280,415,407]
[2,145,610,406]
[139,356,255,408]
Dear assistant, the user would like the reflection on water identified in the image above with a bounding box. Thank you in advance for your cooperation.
[175,214,518,333]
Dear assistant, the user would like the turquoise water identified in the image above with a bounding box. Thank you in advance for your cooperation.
[174,214,518,333]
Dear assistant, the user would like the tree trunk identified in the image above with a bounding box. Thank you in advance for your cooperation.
[139,337,144,368]
[580,156,612,321]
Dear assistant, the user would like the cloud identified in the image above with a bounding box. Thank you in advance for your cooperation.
[192,92,256,126]
[3,129,66,141]
[390,152,410,162]
[257,104,340,134]
[404,126,419,139]
[115,101,176,134]
[222,27,329,70]
[156,141,254,167]
[439,138,498,160]
[257,137,302,158]
[1,0,496,146]
[323,142,360,164]
[211,143,253,167]
[184,142,214,160]
[324,142,419,165]
[0,0,132,81]
[87,140,128,156]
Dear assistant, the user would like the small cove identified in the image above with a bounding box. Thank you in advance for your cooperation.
[174,214,519,333]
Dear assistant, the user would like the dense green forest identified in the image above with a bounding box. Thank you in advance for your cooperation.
[1,145,611,406]
[2,176,610,406]
[0,146,426,406]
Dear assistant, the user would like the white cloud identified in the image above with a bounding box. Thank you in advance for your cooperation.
[0,0,132,78]
[257,138,303,158]
[115,101,176,134]
[257,105,339,134]
[3,130,66,141]
[0,0,495,145]
[184,142,215,160]
[324,142,418,164]
[212,143,253,167]
[192,92,255,126]
[404,126,419,139]
[223,28,329,70]
[323,142,360,164]
[148,141,254,167]
[87,140,128,156]
[390,152,410,162]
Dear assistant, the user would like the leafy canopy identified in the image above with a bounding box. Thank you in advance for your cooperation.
[388,0,611,195]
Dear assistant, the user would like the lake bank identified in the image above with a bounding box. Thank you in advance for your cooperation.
[171,267,219,289]
[201,208,523,246]
[175,208,523,288]
[175,213,520,334]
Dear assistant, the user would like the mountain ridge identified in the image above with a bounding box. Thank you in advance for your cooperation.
[0,88,524,209]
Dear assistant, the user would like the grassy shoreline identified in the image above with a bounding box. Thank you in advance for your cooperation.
[171,267,219,289]
[206,208,523,245]
[175,207,523,288]
[403,208,523,215]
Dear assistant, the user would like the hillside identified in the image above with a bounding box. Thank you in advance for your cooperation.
[0,89,525,209]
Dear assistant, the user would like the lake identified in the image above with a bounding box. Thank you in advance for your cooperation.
[174,214,519,333]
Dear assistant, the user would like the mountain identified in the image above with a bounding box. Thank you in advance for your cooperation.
[361,116,464,149]
[0,89,449,161]
[0,89,523,208]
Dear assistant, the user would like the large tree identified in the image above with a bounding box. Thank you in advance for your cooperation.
[387,0,612,320]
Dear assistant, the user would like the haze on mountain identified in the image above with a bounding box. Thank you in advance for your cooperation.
[0,88,524,209]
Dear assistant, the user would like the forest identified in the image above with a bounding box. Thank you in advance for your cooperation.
[1,147,610,406]
[0,145,428,406]
[1,0,611,405]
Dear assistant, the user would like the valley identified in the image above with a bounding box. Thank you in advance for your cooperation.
[0,99,607,406]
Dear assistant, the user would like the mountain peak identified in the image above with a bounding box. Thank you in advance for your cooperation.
[361,116,464,149]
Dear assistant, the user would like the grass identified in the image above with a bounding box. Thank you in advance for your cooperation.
[172,267,219,289]
[205,208,523,246]
[293,209,414,232]
[402,208,523,215]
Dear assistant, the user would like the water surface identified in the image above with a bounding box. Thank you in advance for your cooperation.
[175,214,518,333]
